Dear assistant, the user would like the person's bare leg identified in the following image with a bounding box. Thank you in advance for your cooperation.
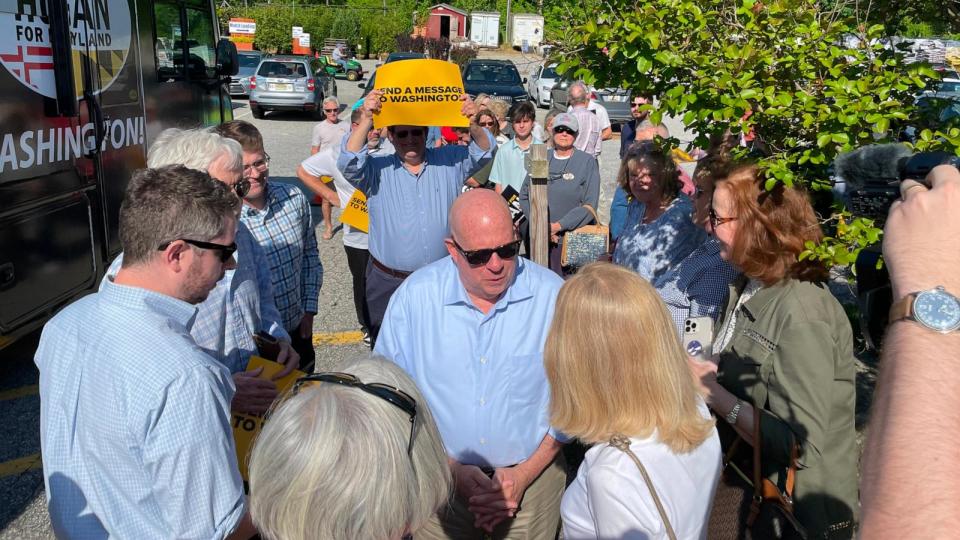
[321,198,334,240]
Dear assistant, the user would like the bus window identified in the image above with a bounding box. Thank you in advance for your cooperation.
[185,7,217,80]
[154,1,182,81]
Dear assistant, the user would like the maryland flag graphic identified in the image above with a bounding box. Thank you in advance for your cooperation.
[0,0,132,99]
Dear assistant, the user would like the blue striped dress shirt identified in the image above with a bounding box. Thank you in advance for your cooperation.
[375,257,566,468]
[35,280,245,539]
[337,130,495,272]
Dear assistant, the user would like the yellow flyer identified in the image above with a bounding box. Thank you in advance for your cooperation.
[231,356,305,480]
[373,59,468,129]
[340,189,369,233]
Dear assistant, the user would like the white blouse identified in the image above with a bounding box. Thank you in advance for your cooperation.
[561,403,722,539]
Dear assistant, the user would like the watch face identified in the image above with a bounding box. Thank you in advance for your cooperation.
[914,289,960,332]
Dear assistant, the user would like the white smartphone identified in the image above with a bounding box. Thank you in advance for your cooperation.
[683,317,714,361]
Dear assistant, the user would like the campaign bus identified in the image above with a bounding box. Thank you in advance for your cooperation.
[0,0,238,348]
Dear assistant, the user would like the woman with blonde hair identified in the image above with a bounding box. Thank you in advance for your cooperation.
[248,355,452,540]
[546,263,721,539]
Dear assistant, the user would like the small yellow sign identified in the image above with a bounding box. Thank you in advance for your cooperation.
[372,59,468,129]
[340,190,369,232]
[231,356,305,481]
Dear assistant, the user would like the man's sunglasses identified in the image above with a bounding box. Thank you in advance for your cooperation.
[553,126,576,135]
[453,239,521,265]
[158,238,237,263]
[393,128,425,140]
[231,178,251,198]
[294,372,417,455]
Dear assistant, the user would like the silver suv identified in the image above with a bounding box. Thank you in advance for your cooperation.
[249,56,337,119]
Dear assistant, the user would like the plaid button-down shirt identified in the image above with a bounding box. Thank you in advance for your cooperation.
[241,182,323,330]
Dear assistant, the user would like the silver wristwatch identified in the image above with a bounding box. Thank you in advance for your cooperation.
[725,400,743,425]
[889,286,960,333]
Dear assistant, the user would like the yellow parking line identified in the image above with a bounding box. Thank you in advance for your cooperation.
[0,453,42,478]
[312,330,364,346]
[0,384,38,401]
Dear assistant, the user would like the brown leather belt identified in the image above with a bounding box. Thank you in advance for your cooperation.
[370,256,412,279]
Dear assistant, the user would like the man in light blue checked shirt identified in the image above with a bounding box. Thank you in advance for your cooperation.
[338,89,494,345]
[376,190,567,539]
[36,166,255,539]
[216,121,323,371]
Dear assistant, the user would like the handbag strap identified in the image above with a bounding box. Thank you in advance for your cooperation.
[580,204,599,224]
[609,434,678,540]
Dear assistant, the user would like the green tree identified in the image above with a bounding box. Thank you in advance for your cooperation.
[558,0,958,267]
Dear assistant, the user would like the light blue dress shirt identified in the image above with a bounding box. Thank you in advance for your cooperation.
[613,195,707,285]
[337,130,495,272]
[489,135,541,193]
[103,222,288,374]
[375,257,565,468]
[35,279,246,539]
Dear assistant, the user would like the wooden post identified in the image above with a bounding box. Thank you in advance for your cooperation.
[528,143,549,267]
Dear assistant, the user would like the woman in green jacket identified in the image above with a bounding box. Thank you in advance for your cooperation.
[690,165,858,539]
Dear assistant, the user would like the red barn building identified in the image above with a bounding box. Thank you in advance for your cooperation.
[418,4,468,40]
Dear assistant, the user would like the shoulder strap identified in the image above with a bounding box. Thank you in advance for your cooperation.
[609,435,678,540]
[580,204,599,223]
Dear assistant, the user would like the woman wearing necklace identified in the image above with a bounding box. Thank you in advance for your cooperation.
[519,113,600,277]
[612,141,705,284]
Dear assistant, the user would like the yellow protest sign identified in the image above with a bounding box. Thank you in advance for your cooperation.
[373,59,468,129]
[340,189,369,233]
[231,356,305,481]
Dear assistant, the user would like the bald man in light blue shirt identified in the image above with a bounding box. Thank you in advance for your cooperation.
[376,189,566,539]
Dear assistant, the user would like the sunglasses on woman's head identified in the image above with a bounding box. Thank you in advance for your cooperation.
[452,239,522,265]
[294,372,418,455]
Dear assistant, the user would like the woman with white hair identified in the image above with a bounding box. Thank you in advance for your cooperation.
[248,355,452,540]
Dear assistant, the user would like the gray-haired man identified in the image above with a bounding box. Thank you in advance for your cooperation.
[567,81,602,158]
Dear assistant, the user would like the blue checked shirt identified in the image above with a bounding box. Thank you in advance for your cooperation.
[337,130,496,272]
[102,222,289,374]
[653,237,741,335]
[375,257,567,468]
[241,182,323,331]
[35,279,246,539]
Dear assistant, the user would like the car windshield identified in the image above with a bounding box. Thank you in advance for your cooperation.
[466,64,520,84]
[257,61,307,78]
[239,54,262,68]
[542,66,558,79]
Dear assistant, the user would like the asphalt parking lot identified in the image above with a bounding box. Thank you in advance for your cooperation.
[0,52,653,537]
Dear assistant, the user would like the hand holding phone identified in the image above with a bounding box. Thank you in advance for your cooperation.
[683,317,714,362]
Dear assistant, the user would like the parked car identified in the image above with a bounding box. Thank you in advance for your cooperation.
[378,51,426,68]
[527,62,558,108]
[461,59,529,105]
[230,50,267,97]
[249,56,337,119]
[550,74,633,125]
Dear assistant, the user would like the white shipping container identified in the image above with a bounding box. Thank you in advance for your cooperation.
[470,11,500,48]
[510,13,544,48]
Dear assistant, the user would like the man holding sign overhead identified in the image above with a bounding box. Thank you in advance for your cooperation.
[337,59,495,344]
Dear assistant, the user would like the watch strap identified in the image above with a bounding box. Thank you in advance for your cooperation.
[889,293,917,325]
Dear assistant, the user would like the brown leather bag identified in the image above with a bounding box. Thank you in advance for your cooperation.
[707,406,807,539]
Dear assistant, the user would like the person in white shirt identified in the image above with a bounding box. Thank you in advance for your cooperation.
[311,96,350,241]
[545,263,722,539]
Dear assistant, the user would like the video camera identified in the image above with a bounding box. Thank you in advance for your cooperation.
[833,144,960,350]
[834,144,960,223]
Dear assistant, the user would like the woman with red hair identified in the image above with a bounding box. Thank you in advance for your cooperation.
[690,165,858,539]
